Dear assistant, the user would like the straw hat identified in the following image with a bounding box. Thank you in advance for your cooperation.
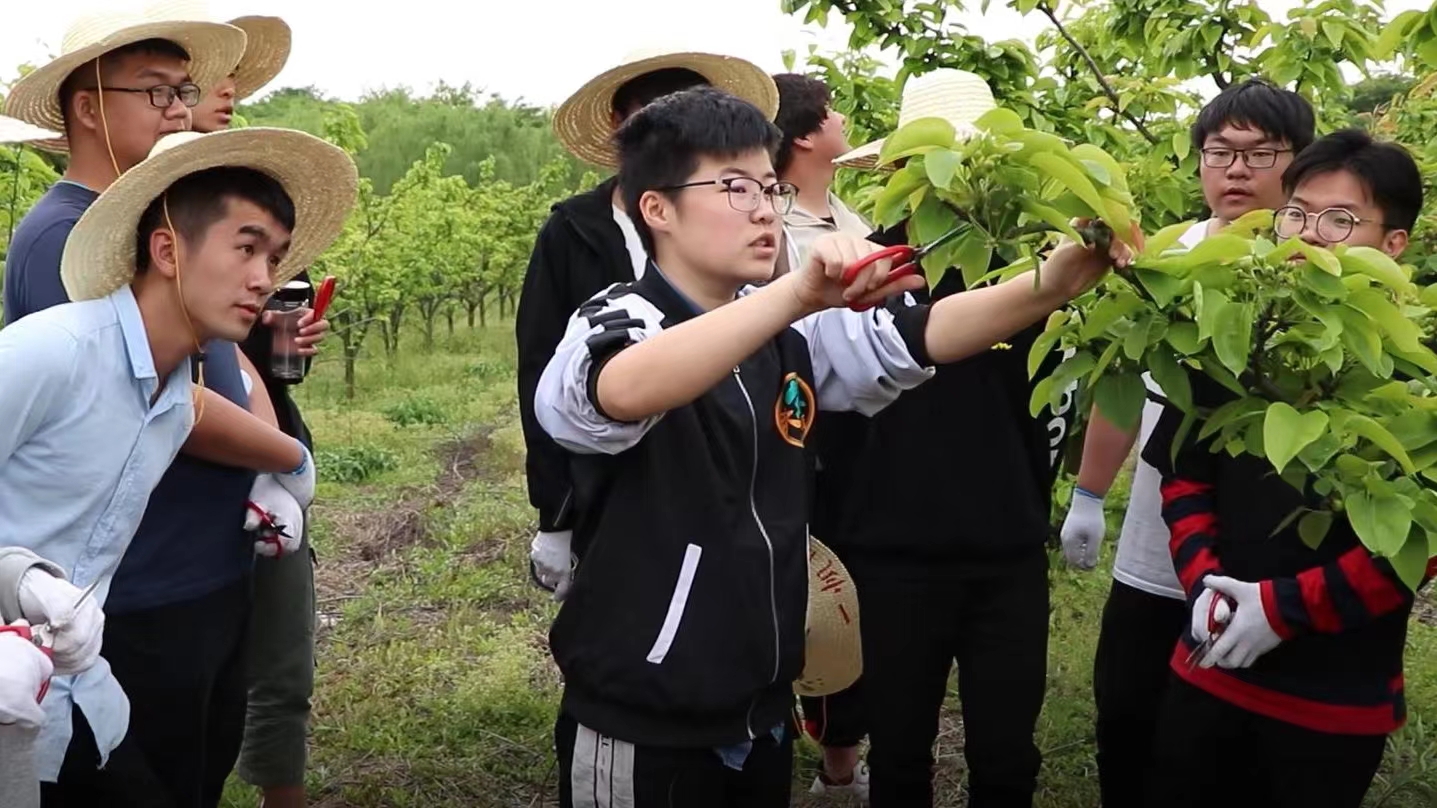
[795,538,862,698]
[61,127,357,302]
[835,69,997,170]
[4,8,247,137]
[227,16,291,100]
[143,2,292,100]
[0,115,62,145]
[554,47,779,168]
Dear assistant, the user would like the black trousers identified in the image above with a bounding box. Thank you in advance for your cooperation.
[849,547,1050,808]
[1092,580,1187,808]
[799,678,867,748]
[1147,677,1387,808]
[44,577,252,808]
[555,712,792,808]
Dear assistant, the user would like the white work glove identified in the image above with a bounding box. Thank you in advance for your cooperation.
[1197,575,1282,669]
[1059,487,1106,570]
[17,570,104,676]
[275,441,315,509]
[530,530,575,602]
[0,623,52,728]
[245,474,305,558]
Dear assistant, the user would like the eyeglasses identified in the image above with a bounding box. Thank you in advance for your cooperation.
[1200,147,1292,170]
[78,83,202,109]
[1273,205,1394,242]
[658,177,798,215]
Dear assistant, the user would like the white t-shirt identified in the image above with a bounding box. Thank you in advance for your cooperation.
[1111,219,1212,599]
[612,205,648,280]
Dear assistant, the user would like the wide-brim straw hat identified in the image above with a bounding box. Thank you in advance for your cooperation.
[61,127,357,302]
[554,47,779,168]
[227,16,291,100]
[795,538,862,698]
[0,115,62,145]
[835,69,997,171]
[4,9,247,138]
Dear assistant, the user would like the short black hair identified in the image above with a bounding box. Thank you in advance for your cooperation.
[772,73,832,176]
[59,38,192,131]
[1190,77,1316,154]
[136,166,296,272]
[610,67,710,121]
[1282,128,1423,232]
[615,86,782,255]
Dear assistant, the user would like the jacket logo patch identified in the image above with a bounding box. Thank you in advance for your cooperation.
[775,373,815,448]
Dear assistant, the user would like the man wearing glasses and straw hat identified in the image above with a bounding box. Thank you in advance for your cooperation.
[817,69,1076,808]
[0,124,355,803]
[518,46,778,601]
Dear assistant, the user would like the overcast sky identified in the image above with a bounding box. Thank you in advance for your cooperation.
[2,0,1426,110]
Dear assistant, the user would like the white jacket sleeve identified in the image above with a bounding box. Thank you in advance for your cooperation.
[791,293,935,416]
[534,288,668,455]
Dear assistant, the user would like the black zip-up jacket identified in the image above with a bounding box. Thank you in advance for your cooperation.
[816,223,1077,559]
[516,178,636,534]
[534,266,933,747]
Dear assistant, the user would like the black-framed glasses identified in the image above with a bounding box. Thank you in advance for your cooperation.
[78,83,202,109]
[1273,205,1395,242]
[659,177,798,215]
[1200,147,1292,169]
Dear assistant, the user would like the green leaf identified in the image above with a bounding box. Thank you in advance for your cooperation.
[1148,348,1193,412]
[1339,245,1414,293]
[1079,294,1142,341]
[1299,264,1350,299]
[1374,9,1424,57]
[1202,362,1247,397]
[878,117,957,165]
[1213,302,1253,377]
[1322,20,1344,48]
[1091,338,1124,382]
[1165,322,1204,355]
[1143,220,1199,258]
[873,164,928,227]
[1070,144,1128,192]
[1263,402,1330,474]
[1028,322,1067,379]
[1171,132,1191,161]
[1390,532,1429,592]
[955,234,994,289]
[1123,314,1153,360]
[1029,152,1110,219]
[1346,288,1424,353]
[1031,352,1096,416]
[1291,240,1342,275]
[1298,430,1345,473]
[1019,200,1083,242]
[1133,268,1185,308]
[1341,412,1418,475]
[924,149,963,190]
[1093,371,1147,430]
[1200,396,1267,441]
[1347,488,1412,556]
[1338,307,1388,377]
[1196,287,1229,342]
[1298,510,1333,550]
[1029,375,1056,418]
[974,107,1024,135]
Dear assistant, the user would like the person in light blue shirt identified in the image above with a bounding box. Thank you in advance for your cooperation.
[0,126,355,801]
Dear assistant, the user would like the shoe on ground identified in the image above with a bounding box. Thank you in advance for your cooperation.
[809,760,870,803]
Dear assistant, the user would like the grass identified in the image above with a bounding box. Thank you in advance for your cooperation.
[222,319,1437,807]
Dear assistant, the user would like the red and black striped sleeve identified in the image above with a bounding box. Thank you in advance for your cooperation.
[1143,400,1225,599]
[1258,546,1424,639]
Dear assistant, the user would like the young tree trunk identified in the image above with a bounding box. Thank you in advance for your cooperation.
[386,304,404,358]
[445,304,455,338]
[418,299,439,352]
[466,299,478,329]
[479,293,488,328]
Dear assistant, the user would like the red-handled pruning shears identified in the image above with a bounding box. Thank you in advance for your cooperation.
[839,225,967,312]
[0,622,54,701]
[1185,591,1234,670]
[311,275,336,320]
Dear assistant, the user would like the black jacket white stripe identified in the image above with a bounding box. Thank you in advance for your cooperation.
[535,266,933,747]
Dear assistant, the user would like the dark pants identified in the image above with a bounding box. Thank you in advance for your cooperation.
[850,548,1050,808]
[1148,677,1387,808]
[41,707,172,807]
[555,712,792,808]
[47,577,253,808]
[799,679,867,748]
[1092,580,1187,808]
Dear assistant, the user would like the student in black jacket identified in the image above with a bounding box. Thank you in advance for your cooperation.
[1143,130,1427,808]
[516,49,778,599]
[534,86,1125,808]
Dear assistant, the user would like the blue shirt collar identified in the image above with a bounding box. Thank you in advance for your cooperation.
[108,285,158,383]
